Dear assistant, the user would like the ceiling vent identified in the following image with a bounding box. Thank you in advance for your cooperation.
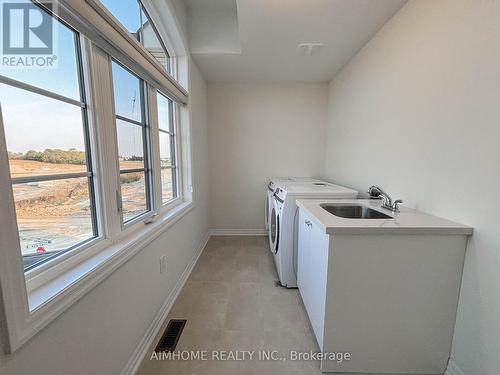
[297,43,323,56]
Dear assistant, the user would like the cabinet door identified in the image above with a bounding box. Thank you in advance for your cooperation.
[297,210,328,349]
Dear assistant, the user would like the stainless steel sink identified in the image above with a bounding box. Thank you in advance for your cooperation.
[321,204,393,219]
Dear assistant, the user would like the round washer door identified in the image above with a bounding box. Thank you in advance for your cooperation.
[269,202,280,254]
[265,191,271,230]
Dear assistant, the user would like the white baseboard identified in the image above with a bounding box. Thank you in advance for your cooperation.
[445,359,467,375]
[121,231,210,375]
[210,229,267,236]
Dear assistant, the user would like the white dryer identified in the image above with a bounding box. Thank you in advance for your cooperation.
[265,177,325,232]
[269,183,358,288]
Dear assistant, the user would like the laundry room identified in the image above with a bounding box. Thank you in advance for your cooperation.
[0,1,499,375]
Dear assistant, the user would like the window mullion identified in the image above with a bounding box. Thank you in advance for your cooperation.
[148,85,162,211]
[88,43,122,241]
[172,103,182,198]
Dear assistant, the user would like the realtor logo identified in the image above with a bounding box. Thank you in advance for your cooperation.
[3,1,53,54]
[1,0,58,68]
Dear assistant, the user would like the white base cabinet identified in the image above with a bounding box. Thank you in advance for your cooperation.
[297,208,468,374]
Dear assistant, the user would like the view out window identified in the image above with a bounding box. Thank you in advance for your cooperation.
[0,14,97,271]
[156,92,177,203]
[100,0,171,73]
[111,61,151,223]
[139,6,171,73]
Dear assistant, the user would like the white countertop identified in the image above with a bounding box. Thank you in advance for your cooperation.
[296,199,473,235]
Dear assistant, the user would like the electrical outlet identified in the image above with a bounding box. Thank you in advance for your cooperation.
[159,255,167,274]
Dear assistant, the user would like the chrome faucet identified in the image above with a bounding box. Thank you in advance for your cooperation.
[367,185,403,212]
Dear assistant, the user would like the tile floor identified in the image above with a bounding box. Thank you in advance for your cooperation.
[137,236,322,375]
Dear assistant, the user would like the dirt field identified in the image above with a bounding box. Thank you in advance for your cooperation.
[9,159,86,178]
[9,159,145,178]
[10,159,172,256]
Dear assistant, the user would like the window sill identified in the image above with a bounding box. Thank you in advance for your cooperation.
[22,200,194,348]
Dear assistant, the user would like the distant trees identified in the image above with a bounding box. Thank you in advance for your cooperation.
[7,152,23,160]
[9,149,147,165]
[8,149,86,165]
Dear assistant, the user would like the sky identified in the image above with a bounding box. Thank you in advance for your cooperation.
[0,10,84,153]
[100,0,142,34]
[0,0,164,157]
[0,2,140,155]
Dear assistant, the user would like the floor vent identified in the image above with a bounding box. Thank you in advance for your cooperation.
[155,319,187,352]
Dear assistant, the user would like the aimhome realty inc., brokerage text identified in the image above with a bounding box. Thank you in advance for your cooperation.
[151,350,352,363]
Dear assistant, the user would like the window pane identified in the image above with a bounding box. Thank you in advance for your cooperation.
[0,8,96,273]
[112,61,151,223]
[157,91,177,205]
[0,3,81,100]
[159,131,172,167]
[157,92,171,132]
[140,7,169,72]
[116,119,145,170]
[161,167,175,203]
[13,177,95,270]
[112,62,143,122]
[100,0,141,39]
[0,84,88,179]
[159,131,176,203]
[120,171,147,222]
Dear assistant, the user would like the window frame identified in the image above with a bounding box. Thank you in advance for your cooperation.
[99,0,175,78]
[139,3,172,75]
[110,59,154,227]
[21,35,111,291]
[156,90,181,206]
[0,21,107,283]
[0,0,193,354]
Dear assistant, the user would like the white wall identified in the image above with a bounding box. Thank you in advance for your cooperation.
[207,82,328,232]
[323,1,500,374]
[0,61,208,375]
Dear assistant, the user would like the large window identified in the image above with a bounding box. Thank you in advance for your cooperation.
[0,0,189,352]
[111,61,151,223]
[156,92,178,203]
[100,0,171,74]
[0,12,97,271]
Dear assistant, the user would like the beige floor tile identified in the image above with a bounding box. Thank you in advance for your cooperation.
[214,245,238,258]
[174,361,218,375]
[195,280,232,300]
[263,328,312,353]
[236,243,266,257]
[218,235,245,247]
[258,239,269,249]
[190,255,214,281]
[233,254,261,283]
[217,329,265,351]
[223,306,263,332]
[259,252,279,285]
[207,257,235,282]
[176,325,222,351]
[216,360,268,375]
[207,236,226,247]
[228,282,261,306]
[187,298,227,329]
[263,359,322,375]
[224,282,263,331]
[137,236,321,375]
[141,355,218,375]
[202,242,220,256]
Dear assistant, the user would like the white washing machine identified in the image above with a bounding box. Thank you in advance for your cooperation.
[269,183,358,288]
[265,177,326,232]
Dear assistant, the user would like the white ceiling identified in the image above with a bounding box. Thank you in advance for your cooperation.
[183,0,407,82]
[183,0,236,10]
